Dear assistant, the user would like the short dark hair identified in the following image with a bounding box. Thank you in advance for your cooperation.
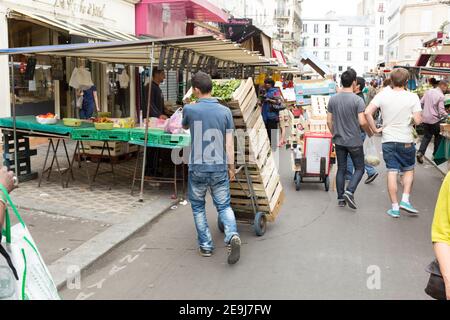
[264,78,275,87]
[341,71,356,88]
[191,71,213,94]
[152,68,164,77]
[347,68,357,79]
[430,78,438,86]
[356,77,365,91]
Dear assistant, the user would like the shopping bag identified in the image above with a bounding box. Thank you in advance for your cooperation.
[76,94,83,109]
[165,108,184,134]
[364,137,381,167]
[0,185,60,300]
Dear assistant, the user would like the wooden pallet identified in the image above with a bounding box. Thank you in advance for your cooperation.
[311,95,330,119]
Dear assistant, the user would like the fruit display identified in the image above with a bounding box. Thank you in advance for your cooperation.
[93,117,114,130]
[93,117,113,124]
[36,113,58,125]
[37,113,56,119]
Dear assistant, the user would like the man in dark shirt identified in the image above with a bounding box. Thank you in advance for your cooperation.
[144,68,168,120]
[144,68,168,177]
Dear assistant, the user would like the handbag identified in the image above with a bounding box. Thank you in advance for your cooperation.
[424,259,447,300]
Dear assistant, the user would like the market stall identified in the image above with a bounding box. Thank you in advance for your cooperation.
[0,35,275,203]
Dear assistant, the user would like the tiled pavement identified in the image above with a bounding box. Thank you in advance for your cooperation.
[11,139,181,225]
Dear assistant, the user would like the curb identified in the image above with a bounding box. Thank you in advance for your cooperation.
[48,199,177,291]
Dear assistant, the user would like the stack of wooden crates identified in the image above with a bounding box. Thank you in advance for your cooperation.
[220,78,285,222]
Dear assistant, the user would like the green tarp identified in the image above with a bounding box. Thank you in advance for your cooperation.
[434,138,450,166]
[0,116,93,136]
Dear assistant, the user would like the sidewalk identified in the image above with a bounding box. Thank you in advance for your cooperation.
[7,138,180,290]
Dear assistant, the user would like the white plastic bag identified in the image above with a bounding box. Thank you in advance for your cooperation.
[364,137,381,167]
[165,108,183,134]
[69,67,94,90]
[0,186,60,300]
[76,94,83,109]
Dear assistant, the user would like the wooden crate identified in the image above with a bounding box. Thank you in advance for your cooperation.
[311,95,330,119]
[82,141,129,157]
[185,78,284,220]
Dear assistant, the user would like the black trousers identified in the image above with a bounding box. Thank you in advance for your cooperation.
[265,119,279,148]
[418,122,443,156]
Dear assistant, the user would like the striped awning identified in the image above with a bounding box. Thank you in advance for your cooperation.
[8,9,140,42]
[0,35,273,67]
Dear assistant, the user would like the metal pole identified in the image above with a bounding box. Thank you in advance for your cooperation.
[10,56,19,181]
[139,43,155,202]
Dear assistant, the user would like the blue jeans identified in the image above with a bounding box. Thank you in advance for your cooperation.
[188,170,239,251]
[336,144,365,200]
[382,142,416,173]
[346,132,377,180]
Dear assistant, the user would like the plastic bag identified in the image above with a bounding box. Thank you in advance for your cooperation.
[69,67,94,90]
[0,185,60,300]
[364,137,381,167]
[165,108,183,134]
[76,94,83,109]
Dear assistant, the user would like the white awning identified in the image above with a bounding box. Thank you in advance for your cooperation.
[0,35,273,67]
[8,9,140,42]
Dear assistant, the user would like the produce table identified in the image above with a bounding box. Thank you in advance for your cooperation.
[0,116,190,195]
[435,132,450,171]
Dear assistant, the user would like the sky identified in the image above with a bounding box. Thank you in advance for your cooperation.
[302,0,359,18]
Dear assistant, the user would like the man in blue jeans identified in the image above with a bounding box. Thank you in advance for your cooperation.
[327,71,372,209]
[182,72,241,265]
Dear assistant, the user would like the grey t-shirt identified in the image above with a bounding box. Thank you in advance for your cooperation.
[182,98,234,172]
[327,92,366,147]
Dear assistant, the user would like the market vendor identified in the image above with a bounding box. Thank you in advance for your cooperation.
[78,85,99,119]
[143,68,168,120]
[144,68,170,178]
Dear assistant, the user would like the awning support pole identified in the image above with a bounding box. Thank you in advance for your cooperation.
[139,42,155,202]
[10,56,19,182]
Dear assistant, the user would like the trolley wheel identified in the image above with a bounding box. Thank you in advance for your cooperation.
[254,212,267,237]
[324,176,330,192]
[294,172,301,191]
[320,157,326,179]
[218,218,225,233]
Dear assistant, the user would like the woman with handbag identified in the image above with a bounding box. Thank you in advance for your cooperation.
[429,173,450,300]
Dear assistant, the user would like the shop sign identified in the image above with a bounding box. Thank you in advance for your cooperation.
[33,0,106,18]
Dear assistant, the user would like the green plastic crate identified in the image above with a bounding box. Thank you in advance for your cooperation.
[160,133,191,147]
[130,129,164,145]
[71,128,99,141]
[97,129,130,141]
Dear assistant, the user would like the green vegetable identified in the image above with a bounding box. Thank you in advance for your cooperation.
[190,79,241,102]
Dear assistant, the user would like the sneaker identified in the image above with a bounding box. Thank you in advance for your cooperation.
[338,200,346,207]
[386,209,400,218]
[365,172,379,184]
[400,202,419,215]
[227,236,241,265]
[416,152,424,164]
[343,192,357,210]
[199,248,213,257]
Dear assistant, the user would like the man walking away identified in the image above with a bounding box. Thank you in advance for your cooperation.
[367,80,378,106]
[327,71,372,209]
[417,80,449,164]
[365,68,422,218]
[346,77,379,184]
[182,72,241,265]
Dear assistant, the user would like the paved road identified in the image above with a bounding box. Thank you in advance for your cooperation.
[60,146,444,300]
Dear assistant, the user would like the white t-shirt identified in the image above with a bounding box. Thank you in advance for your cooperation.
[371,89,422,143]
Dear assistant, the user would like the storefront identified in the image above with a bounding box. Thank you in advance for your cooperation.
[0,0,139,118]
